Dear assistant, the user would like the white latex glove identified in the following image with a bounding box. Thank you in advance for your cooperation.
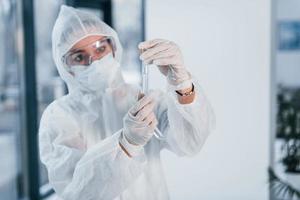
[122,92,158,148]
[139,39,192,88]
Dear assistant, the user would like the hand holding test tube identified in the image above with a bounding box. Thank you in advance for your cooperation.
[139,48,166,140]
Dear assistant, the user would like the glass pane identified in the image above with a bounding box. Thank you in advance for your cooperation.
[113,0,143,85]
[271,1,300,199]
[34,0,65,187]
[34,1,106,191]
[0,0,22,199]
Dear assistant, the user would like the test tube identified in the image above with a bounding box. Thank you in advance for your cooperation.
[140,49,166,140]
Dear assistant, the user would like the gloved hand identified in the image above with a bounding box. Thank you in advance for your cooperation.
[138,39,191,88]
[122,92,158,147]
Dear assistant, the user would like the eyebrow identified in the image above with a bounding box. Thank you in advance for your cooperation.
[70,49,86,54]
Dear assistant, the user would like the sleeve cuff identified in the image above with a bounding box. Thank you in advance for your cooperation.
[119,131,145,158]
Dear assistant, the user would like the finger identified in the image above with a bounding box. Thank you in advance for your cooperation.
[136,101,156,121]
[149,117,158,129]
[143,112,156,124]
[143,47,178,64]
[140,42,172,61]
[143,112,155,126]
[130,93,155,116]
[144,113,157,127]
[138,39,168,50]
[131,96,153,116]
[138,92,145,100]
[151,56,178,66]
[136,102,155,122]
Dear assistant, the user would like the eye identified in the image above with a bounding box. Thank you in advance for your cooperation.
[72,53,84,63]
[66,51,89,66]
[95,46,106,54]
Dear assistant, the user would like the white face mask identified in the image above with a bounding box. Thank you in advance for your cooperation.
[71,53,120,92]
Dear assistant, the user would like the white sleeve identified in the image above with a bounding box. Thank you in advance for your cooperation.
[155,77,216,157]
[38,103,146,200]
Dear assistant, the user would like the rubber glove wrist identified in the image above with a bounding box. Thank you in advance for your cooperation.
[119,131,144,157]
[167,68,192,88]
[168,77,193,91]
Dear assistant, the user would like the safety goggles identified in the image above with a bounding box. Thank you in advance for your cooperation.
[62,36,115,68]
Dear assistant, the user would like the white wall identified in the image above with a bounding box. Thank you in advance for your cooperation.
[146,0,271,199]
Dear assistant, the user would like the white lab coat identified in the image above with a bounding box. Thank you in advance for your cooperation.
[39,73,215,200]
[39,5,215,200]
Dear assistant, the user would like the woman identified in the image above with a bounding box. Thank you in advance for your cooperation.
[39,5,215,200]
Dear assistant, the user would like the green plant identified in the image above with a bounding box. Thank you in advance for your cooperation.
[269,168,300,200]
[277,87,300,173]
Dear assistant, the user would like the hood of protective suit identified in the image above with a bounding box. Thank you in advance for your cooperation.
[52,5,124,94]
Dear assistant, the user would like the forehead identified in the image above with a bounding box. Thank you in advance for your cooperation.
[70,35,105,51]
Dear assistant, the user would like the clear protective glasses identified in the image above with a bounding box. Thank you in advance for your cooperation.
[62,36,115,68]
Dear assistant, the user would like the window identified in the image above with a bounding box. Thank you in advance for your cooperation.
[0,0,24,199]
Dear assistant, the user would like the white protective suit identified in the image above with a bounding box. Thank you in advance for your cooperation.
[39,5,215,200]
